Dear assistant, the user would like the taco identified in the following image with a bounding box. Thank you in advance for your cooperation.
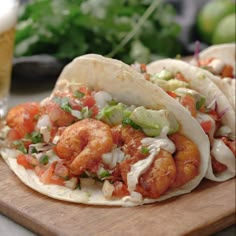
[190,43,236,110]
[145,58,235,182]
[0,54,209,206]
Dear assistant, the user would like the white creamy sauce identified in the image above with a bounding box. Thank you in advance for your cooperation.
[211,139,235,174]
[196,112,234,172]
[126,127,175,196]
[196,112,216,142]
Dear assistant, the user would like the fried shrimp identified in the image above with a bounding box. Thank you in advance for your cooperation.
[118,125,177,199]
[6,102,40,138]
[169,133,201,188]
[56,119,113,175]
[136,150,176,198]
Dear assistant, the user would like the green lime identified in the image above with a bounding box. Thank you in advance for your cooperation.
[197,0,235,43]
[212,14,236,44]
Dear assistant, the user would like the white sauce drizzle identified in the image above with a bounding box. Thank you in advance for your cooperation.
[196,112,234,174]
[124,127,175,203]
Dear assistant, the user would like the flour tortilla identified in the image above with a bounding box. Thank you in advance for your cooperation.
[191,43,236,110]
[147,58,236,182]
[0,54,210,206]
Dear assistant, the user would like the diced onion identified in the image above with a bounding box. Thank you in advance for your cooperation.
[94,91,112,109]
[102,147,125,168]
[102,180,114,199]
[28,143,52,153]
[71,109,82,119]
[36,114,52,130]
[52,135,60,144]
[40,126,51,143]
[64,177,78,189]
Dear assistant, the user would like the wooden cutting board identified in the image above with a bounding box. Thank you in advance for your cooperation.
[0,157,235,236]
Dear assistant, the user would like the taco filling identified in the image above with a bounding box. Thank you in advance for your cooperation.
[134,64,235,175]
[196,57,234,79]
[3,85,201,203]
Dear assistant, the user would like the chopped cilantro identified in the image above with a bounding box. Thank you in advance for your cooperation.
[196,96,206,110]
[141,146,149,154]
[81,107,92,118]
[12,140,27,154]
[53,97,72,113]
[39,155,49,165]
[74,91,85,99]
[108,99,118,106]
[26,131,43,144]
[122,117,141,130]
[99,170,111,179]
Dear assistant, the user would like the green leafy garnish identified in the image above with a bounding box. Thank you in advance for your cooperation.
[122,117,141,130]
[53,97,72,112]
[196,96,206,110]
[74,91,85,99]
[99,170,111,179]
[141,146,149,154]
[26,131,43,144]
[15,0,181,64]
[81,107,92,118]
[39,155,49,165]
[12,140,27,154]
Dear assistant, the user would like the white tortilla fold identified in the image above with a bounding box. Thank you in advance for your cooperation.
[147,58,236,182]
[1,54,210,206]
[190,43,236,110]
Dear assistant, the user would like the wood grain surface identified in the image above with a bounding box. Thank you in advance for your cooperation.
[0,157,235,236]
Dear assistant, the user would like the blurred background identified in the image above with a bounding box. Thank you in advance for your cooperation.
[13,0,236,80]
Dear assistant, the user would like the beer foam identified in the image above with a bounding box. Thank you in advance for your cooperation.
[0,0,19,34]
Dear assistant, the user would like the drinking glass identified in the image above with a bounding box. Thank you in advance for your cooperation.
[0,0,19,118]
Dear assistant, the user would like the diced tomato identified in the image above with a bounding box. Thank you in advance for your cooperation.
[54,162,70,180]
[208,110,219,122]
[144,73,151,81]
[79,86,91,96]
[40,162,55,184]
[82,95,96,108]
[167,91,177,98]
[180,95,197,117]
[200,120,212,133]
[140,64,147,73]
[6,102,40,138]
[175,72,188,82]
[7,129,21,141]
[198,58,214,67]
[112,181,129,197]
[17,154,37,169]
[90,105,99,118]
[111,126,123,146]
[221,65,234,78]
[34,166,45,177]
[40,162,65,186]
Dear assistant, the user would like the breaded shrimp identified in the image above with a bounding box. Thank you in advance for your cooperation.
[6,102,40,138]
[169,133,201,188]
[118,125,177,198]
[56,119,113,175]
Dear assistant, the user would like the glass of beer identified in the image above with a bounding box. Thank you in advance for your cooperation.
[0,0,19,118]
